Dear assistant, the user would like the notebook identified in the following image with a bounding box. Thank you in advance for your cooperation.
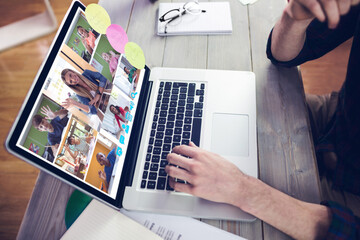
[157,2,232,36]
[6,0,257,221]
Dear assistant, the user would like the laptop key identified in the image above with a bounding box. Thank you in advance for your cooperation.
[201,83,205,89]
[194,109,202,118]
[184,124,191,131]
[174,82,187,88]
[141,180,146,188]
[175,120,183,127]
[142,171,148,179]
[160,82,164,87]
[179,94,186,99]
[156,130,165,139]
[144,162,150,170]
[173,135,181,142]
[165,129,173,135]
[164,136,172,143]
[153,115,158,121]
[188,83,196,96]
[165,82,172,90]
[164,90,171,97]
[156,100,160,108]
[159,118,166,124]
[163,144,171,152]
[161,152,169,159]
[159,168,167,177]
[172,88,179,94]
[166,177,174,191]
[180,87,187,93]
[150,130,155,137]
[183,132,191,139]
[174,128,182,134]
[147,181,156,189]
[152,155,160,163]
[149,137,154,145]
[185,110,193,117]
[161,104,168,110]
[150,163,159,171]
[184,117,192,124]
[177,106,185,112]
[178,100,186,106]
[199,96,204,102]
[172,142,180,149]
[171,95,178,101]
[169,107,176,114]
[154,140,162,146]
[170,101,177,107]
[195,102,203,108]
[146,154,151,161]
[182,139,190,145]
[148,146,152,153]
[153,147,161,155]
[176,113,184,120]
[187,97,194,103]
[160,111,167,117]
[191,118,201,146]
[166,121,174,128]
[186,104,194,110]
[157,177,166,190]
[149,172,157,180]
[155,107,159,114]
[152,122,157,129]
[167,114,175,121]
[162,97,170,103]
[157,124,165,131]
[158,87,163,94]
[160,160,168,168]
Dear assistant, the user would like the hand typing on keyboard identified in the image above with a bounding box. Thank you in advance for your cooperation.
[165,142,248,207]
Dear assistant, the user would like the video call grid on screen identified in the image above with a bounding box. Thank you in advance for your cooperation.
[16,7,145,199]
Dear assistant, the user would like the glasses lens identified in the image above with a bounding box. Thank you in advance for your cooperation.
[165,9,182,26]
[183,1,201,15]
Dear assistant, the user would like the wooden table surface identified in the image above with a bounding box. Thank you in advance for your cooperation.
[17,0,321,239]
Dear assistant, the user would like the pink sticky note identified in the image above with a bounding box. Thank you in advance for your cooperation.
[106,24,128,53]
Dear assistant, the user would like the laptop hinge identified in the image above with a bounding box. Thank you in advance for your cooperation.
[116,66,152,205]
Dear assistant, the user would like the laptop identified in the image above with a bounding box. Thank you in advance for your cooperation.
[6,0,257,221]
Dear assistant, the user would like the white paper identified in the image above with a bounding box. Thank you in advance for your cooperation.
[120,209,247,240]
[61,200,162,240]
[238,0,259,5]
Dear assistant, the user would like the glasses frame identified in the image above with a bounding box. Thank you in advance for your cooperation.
[159,1,206,34]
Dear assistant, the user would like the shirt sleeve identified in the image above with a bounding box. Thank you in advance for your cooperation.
[321,201,360,239]
[75,95,97,114]
[266,5,359,67]
[83,69,108,88]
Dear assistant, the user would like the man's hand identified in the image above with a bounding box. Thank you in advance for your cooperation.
[165,142,246,207]
[98,170,106,181]
[41,105,56,120]
[286,0,358,29]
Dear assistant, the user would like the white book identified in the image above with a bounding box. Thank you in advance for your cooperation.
[157,2,232,36]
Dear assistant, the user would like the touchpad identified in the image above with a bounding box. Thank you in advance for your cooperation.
[211,113,249,157]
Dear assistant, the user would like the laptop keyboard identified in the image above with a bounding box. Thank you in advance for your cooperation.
[141,81,205,191]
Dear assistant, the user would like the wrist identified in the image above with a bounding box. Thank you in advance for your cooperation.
[282,8,313,30]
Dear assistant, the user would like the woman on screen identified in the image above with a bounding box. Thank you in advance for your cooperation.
[61,69,112,115]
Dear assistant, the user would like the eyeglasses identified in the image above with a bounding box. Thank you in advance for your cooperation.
[159,1,206,34]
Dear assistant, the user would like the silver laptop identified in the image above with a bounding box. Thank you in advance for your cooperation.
[6,1,257,221]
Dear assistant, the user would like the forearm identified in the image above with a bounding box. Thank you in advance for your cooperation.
[73,101,90,113]
[237,176,331,240]
[271,10,312,62]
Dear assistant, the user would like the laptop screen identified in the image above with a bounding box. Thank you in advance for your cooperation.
[13,3,145,200]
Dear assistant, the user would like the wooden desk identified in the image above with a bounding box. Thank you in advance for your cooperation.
[17,0,321,239]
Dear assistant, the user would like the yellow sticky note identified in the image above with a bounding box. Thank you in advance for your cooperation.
[85,4,111,34]
[124,42,145,69]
